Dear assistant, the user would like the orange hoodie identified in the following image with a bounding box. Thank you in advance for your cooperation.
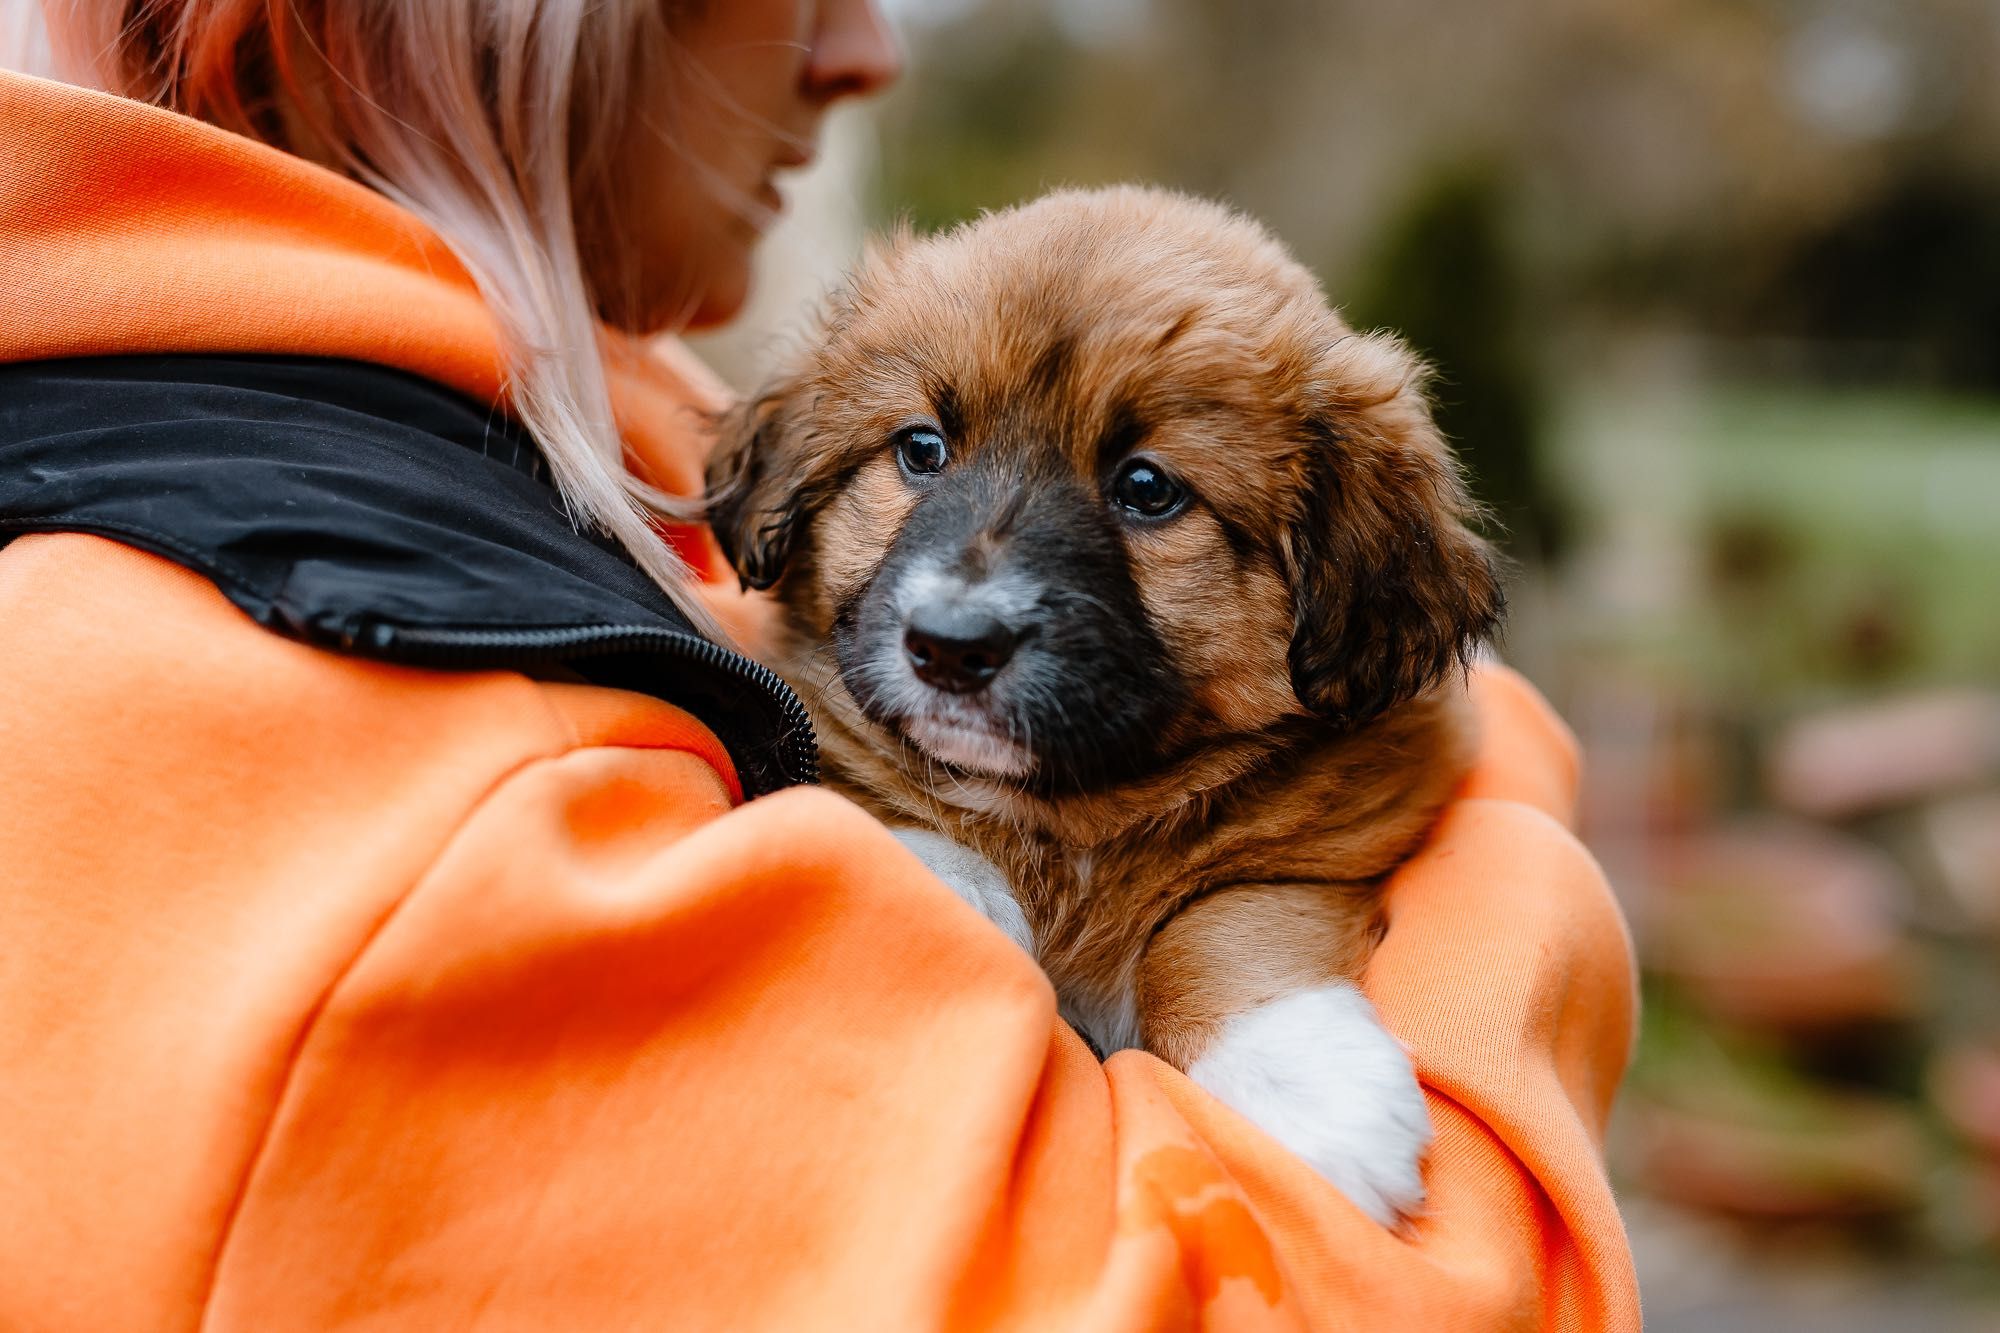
[0,69,1641,1331]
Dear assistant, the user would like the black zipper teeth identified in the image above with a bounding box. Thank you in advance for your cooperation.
[358,621,818,787]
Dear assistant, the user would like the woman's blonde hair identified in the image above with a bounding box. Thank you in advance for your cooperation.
[14,0,712,609]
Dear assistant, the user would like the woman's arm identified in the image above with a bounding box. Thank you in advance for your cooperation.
[192,665,1637,1330]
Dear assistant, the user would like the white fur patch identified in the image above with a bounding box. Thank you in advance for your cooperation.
[1186,983,1430,1226]
[901,713,1035,779]
[890,827,1035,954]
[895,559,1043,622]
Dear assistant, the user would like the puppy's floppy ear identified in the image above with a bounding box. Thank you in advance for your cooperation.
[1282,332,1504,727]
[703,373,817,590]
[704,245,914,591]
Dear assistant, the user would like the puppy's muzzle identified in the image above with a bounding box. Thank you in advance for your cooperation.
[903,602,1020,694]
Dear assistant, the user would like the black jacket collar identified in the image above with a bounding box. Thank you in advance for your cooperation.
[0,353,815,797]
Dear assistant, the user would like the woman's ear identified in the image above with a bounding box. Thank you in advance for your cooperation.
[1282,333,1504,727]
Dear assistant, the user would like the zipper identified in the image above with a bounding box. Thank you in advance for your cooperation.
[344,619,819,794]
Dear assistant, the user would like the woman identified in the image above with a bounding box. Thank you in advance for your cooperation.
[0,3,1640,1328]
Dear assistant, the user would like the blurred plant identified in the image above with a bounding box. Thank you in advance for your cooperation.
[873,18,1079,232]
[1345,164,1565,563]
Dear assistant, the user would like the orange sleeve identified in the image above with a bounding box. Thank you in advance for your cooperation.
[198,667,1638,1332]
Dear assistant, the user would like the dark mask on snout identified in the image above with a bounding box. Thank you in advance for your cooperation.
[834,452,1186,792]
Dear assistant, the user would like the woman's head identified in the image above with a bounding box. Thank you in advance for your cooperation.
[596,0,901,330]
[20,0,898,600]
[33,0,899,327]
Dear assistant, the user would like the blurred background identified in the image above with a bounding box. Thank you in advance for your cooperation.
[692,1,2000,1325]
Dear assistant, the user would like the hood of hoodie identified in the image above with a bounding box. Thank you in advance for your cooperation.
[0,68,727,514]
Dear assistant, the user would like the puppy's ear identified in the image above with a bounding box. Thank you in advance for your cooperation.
[1282,333,1504,727]
[704,371,821,591]
[705,251,914,591]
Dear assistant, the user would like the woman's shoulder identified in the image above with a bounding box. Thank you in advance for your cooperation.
[0,352,552,482]
[0,353,814,797]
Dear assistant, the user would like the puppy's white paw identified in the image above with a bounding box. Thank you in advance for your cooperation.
[889,827,1035,954]
[1186,983,1430,1227]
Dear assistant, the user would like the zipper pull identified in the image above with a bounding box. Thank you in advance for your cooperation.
[337,615,398,653]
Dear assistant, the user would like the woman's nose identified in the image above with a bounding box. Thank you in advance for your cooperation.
[806,0,904,104]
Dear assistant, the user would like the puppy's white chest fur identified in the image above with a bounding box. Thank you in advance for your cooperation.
[889,828,1034,953]
[890,828,1137,1052]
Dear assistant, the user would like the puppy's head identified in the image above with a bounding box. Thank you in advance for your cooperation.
[708,187,1501,793]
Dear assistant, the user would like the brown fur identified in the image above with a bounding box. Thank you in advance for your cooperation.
[707,186,1501,1065]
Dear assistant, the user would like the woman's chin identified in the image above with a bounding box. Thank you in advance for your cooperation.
[682,277,750,331]
[604,253,753,335]
[682,234,758,330]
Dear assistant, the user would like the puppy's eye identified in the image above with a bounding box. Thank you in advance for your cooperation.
[1110,458,1188,519]
[894,426,948,477]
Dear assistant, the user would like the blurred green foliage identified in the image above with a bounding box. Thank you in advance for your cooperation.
[1344,165,1565,560]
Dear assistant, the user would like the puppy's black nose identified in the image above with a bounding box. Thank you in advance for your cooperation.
[904,604,1018,693]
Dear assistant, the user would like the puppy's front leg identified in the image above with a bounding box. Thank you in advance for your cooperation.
[1139,886,1430,1227]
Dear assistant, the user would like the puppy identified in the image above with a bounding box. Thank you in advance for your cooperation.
[705,187,1502,1225]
